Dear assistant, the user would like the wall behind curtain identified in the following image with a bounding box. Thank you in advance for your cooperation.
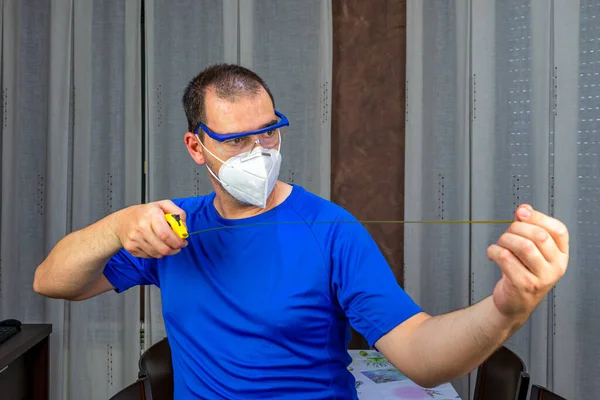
[406,0,600,399]
[144,0,332,348]
[1,0,142,399]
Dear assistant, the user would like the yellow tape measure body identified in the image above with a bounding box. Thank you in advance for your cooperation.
[165,214,189,239]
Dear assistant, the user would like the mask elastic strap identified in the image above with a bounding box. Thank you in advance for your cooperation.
[197,135,226,164]
[196,134,228,186]
[276,129,282,152]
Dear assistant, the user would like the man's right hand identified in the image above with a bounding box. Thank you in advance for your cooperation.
[114,200,188,258]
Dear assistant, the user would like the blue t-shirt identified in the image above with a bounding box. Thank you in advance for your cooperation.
[103,184,422,399]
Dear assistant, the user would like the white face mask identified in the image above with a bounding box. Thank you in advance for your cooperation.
[197,135,282,208]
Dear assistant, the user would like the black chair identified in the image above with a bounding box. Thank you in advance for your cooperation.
[138,337,174,400]
[529,384,568,400]
[108,338,173,400]
[109,380,146,400]
[473,345,530,400]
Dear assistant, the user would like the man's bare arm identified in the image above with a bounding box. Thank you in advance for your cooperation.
[375,205,569,388]
[33,212,123,300]
[33,201,188,301]
[375,296,521,388]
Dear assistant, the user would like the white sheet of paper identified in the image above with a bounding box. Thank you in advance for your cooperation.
[347,350,462,400]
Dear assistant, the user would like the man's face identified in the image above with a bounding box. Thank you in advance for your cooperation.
[202,86,276,166]
[184,86,278,199]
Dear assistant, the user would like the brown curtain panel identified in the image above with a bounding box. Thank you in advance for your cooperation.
[331,0,407,349]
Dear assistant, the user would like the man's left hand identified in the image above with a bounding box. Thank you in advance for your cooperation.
[487,204,569,320]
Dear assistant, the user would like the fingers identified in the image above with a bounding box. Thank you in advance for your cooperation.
[129,238,181,259]
[487,244,534,288]
[489,206,569,291]
[506,220,559,263]
[129,219,182,258]
[488,243,545,299]
[157,200,187,223]
[515,204,569,255]
[496,230,548,276]
[150,212,187,250]
[141,236,182,258]
[489,206,570,319]
[119,201,188,259]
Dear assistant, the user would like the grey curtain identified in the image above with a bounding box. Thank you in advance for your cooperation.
[406,0,600,399]
[1,0,141,398]
[144,0,231,345]
[1,0,331,397]
[552,0,600,396]
[1,1,71,398]
[144,0,332,347]
[69,1,142,398]
[238,0,332,198]
[405,0,472,396]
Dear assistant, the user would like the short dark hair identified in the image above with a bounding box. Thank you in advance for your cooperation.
[182,63,275,137]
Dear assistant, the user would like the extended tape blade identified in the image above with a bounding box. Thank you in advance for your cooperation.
[184,219,514,237]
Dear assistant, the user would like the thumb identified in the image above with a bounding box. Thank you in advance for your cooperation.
[515,204,532,222]
[156,200,187,223]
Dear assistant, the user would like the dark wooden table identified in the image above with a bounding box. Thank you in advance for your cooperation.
[0,324,52,400]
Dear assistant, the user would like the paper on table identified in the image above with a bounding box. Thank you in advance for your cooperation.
[347,350,462,400]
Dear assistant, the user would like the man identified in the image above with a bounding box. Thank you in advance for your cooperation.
[34,64,569,399]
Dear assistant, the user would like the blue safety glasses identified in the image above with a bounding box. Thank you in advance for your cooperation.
[194,110,290,143]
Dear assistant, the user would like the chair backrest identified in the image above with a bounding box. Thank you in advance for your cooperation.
[529,384,568,400]
[138,337,174,400]
[473,345,530,400]
[109,380,146,400]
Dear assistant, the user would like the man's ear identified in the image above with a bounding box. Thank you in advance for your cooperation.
[184,132,206,165]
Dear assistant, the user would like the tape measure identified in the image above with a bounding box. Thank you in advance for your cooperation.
[165,213,513,240]
[164,214,189,239]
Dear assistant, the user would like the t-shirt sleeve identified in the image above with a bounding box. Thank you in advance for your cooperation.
[103,248,159,293]
[330,212,423,347]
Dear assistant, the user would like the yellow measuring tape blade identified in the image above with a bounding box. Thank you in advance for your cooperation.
[184,219,514,236]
